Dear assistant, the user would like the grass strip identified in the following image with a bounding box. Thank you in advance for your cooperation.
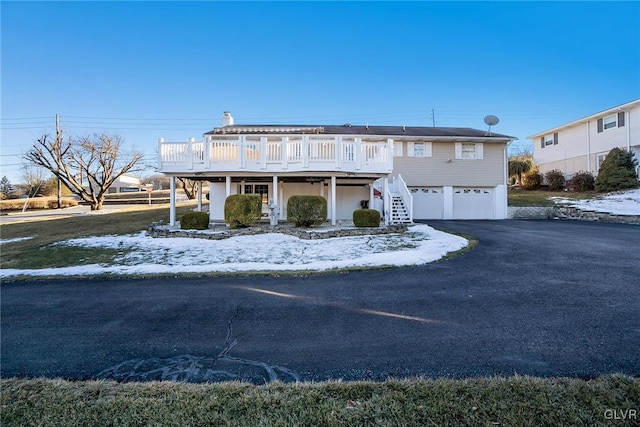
[507,190,596,207]
[2,376,638,426]
[0,204,195,270]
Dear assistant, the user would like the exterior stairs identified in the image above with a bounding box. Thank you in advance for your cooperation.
[390,194,412,224]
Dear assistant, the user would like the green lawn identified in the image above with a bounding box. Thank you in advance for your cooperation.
[507,190,597,207]
[0,204,196,270]
[2,376,638,427]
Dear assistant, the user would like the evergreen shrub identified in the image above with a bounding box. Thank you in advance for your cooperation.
[287,195,327,227]
[594,148,639,192]
[353,209,381,227]
[224,194,262,229]
[180,211,210,230]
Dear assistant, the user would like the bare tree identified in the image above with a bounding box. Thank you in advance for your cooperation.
[177,177,199,200]
[143,174,170,190]
[24,133,143,210]
[22,164,48,197]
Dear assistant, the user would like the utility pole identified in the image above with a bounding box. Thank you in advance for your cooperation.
[431,109,436,127]
[56,114,62,209]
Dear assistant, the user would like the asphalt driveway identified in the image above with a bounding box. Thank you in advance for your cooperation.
[1,220,639,383]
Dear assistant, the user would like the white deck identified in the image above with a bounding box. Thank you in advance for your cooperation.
[158,135,393,175]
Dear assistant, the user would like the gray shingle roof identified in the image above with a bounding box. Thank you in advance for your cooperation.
[205,124,514,140]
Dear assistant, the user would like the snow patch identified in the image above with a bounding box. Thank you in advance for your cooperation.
[0,225,467,278]
[552,188,640,216]
[0,236,34,245]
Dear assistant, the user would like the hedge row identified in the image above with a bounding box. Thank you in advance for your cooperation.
[0,198,78,212]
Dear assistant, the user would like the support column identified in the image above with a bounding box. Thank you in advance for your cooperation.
[197,181,203,212]
[279,180,284,219]
[270,175,279,226]
[169,176,176,226]
[225,176,231,197]
[208,181,214,223]
[383,177,389,225]
[272,175,278,205]
[331,176,337,226]
[369,180,374,207]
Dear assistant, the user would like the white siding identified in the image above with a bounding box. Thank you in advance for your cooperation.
[532,102,640,177]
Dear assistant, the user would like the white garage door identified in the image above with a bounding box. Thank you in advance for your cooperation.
[453,187,494,219]
[410,187,443,219]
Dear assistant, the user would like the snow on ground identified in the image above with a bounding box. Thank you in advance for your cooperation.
[0,224,468,278]
[551,188,640,216]
[0,236,33,245]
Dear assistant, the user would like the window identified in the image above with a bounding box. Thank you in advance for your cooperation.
[407,141,432,157]
[604,115,617,130]
[540,133,558,148]
[544,135,554,146]
[461,143,476,159]
[455,142,483,160]
[597,112,625,133]
[244,184,269,203]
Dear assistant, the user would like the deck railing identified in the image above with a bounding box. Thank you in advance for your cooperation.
[158,136,393,174]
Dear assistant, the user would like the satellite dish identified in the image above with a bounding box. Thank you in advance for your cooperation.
[483,115,499,135]
[484,115,499,126]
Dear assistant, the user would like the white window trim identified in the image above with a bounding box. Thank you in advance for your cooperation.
[407,141,432,158]
[455,142,483,160]
[544,135,554,146]
[603,114,617,131]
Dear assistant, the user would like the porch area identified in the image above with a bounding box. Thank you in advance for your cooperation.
[165,174,413,228]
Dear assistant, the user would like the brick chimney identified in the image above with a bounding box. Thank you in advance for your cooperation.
[222,111,234,127]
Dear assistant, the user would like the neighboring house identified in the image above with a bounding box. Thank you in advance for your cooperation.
[108,174,141,193]
[529,99,640,179]
[158,112,515,226]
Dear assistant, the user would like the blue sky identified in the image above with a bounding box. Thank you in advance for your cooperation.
[2,1,639,183]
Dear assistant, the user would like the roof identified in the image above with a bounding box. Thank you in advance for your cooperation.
[528,98,640,139]
[204,124,514,141]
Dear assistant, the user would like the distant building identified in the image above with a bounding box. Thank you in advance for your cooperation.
[529,99,640,178]
[108,174,141,193]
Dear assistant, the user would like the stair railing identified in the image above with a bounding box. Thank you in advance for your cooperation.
[393,174,413,223]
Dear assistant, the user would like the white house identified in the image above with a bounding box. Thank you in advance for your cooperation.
[158,112,515,226]
[529,99,640,178]
[108,174,141,193]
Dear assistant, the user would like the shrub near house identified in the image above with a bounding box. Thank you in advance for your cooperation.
[544,169,565,191]
[287,195,327,227]
[594,148,639,192]
[224,194,262,229]
[567,171,595,192]
[353,209,381,227]
[180,211,209,230]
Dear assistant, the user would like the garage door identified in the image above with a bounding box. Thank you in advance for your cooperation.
[453,187,494,219]
[410,187,443,219]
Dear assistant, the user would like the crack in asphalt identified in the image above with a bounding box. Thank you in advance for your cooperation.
[94,307,299,384]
